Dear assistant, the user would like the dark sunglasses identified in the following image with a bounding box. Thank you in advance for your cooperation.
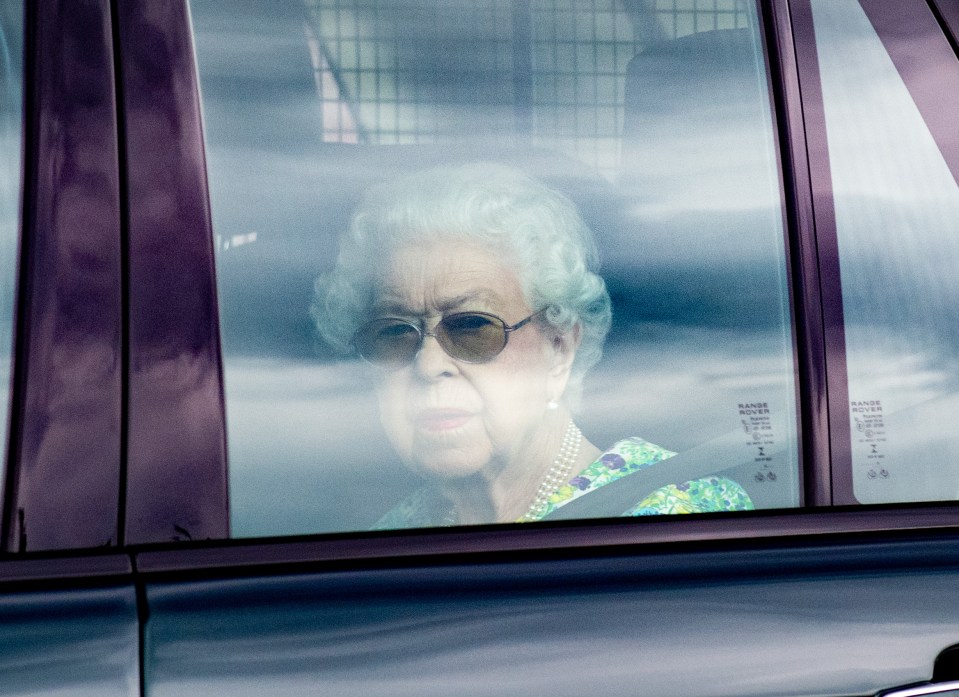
[353,309,544,368]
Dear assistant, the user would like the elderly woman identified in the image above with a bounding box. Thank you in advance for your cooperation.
[312,163,752,528]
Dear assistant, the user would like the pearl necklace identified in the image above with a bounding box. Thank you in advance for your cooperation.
[441,420,583,526]
[520,420,582,522]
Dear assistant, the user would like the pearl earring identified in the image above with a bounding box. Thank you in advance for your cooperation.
[546,399,559,410]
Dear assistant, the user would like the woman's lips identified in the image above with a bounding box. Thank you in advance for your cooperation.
[415,409,473,431]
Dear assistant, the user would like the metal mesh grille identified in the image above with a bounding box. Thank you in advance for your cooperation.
[304,0,753,176]
[655,0,751,37]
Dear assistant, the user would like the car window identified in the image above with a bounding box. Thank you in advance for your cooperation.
[0,1,22,495]
[190,0,800,537]
[806,0,959,503]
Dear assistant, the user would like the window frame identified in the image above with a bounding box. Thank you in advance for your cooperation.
[190,0,817,538]
[2,0,124,552]
[113,0,228,546]
[115,0,959,554]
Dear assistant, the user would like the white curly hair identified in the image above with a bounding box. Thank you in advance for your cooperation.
[311,162,612,406]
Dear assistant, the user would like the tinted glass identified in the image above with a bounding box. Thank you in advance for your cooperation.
[191,0,800,536]
[810,0,959,503]
[0,1,21,491]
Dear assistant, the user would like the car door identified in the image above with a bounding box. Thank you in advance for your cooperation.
[7,0,959,696]
[111,0,959,696]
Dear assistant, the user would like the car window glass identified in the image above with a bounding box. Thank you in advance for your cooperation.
[809,0,959,503]
[190,0,800,537]
[0,2,22,491]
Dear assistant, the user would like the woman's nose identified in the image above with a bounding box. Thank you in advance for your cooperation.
[412,332,458,380]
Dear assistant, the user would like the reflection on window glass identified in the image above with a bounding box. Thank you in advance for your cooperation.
[811,0,959,503]
[0,2,22,485]
[191,0,799,537]
[305,0,752,177]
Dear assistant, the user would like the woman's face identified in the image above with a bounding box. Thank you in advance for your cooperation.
[369,237,576,481]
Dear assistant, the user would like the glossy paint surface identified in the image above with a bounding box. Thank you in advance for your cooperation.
[115,0,228,544]
[143,532,959,697]
[6,3,959,697]
[931,0,959,51]
[6,0,122,551]
[0,583,139,696]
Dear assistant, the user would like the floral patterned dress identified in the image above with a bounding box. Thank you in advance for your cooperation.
[374,436,754,529]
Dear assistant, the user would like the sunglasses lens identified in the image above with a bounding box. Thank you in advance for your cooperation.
[438,313,507,362]
[354,319,420,367]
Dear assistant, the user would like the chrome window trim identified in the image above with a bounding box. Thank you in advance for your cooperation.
[879,681,959,697]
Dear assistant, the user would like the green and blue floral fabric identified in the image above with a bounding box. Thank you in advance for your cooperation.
[374,436,754,529]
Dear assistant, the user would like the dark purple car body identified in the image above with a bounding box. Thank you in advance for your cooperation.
[4,1,959,696]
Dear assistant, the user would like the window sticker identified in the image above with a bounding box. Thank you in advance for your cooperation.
[850,400,889,482]
[738,400,780,482]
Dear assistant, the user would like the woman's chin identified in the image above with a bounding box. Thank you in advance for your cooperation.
[409,445,490,481]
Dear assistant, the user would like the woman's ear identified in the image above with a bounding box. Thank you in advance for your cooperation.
[547,323,581,398]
